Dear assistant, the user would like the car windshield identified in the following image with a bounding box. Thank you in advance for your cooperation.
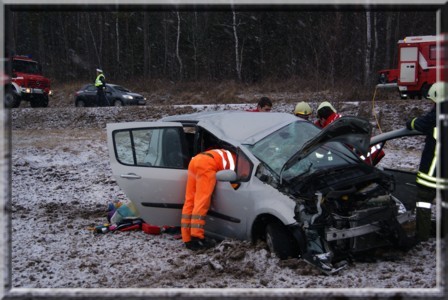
[13,59,41,75]
[113,85,131,92]
[246,121,360,180]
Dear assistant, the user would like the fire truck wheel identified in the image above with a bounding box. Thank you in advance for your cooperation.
[4,91,21,108]
[420,84,431,100]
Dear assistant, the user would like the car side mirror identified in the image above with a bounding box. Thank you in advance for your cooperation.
[216,170,237,182]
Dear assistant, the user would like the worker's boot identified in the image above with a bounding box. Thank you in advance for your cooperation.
[186,237,216,251]
[416,201,432,242]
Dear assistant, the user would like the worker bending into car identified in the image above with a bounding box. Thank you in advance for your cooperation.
[406,82,445,241]
[181,148,237,250]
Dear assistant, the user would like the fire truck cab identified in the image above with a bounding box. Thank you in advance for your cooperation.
[5,55,52,108]
[397,35,438,99]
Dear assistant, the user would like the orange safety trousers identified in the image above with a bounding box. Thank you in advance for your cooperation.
[181,153,219,243]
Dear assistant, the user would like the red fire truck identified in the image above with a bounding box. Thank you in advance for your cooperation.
[378,35,442,99]
[4,55,52,108]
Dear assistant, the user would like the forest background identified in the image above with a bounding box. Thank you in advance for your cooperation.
[3,3,443,102]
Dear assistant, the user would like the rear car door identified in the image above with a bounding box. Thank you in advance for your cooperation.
[107,122,190,226]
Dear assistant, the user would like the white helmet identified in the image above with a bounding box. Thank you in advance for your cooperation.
[317,101,336,112]
[426,82,446,103]
[294,101,313,116]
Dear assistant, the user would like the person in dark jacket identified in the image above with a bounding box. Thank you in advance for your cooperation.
[95,68,108,106]
[406,82,445,241]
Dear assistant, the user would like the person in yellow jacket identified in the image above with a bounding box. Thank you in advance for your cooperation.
[95,68,108,106]
[181,148,236,250]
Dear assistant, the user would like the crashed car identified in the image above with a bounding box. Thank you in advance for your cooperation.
[107,111,418,274]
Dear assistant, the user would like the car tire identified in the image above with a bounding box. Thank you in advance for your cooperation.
[76,98,86,107]
[114,100,123,106]
[266,222,299,260]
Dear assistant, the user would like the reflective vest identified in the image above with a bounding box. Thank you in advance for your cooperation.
[209,149,236,171]
[95,73,105,87]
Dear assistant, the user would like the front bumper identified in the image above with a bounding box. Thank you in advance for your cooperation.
[325,210,413,241]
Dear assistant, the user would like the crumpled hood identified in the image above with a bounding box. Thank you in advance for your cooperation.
[281,116,372,174]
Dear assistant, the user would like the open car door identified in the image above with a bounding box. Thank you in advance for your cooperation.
[107,122,190,226]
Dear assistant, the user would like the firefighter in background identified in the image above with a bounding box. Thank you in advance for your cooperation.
[181,148,237,250]
[314,101,341,128]
[293,101,313,120]
[95,68,108,106]
[247,97,273,112]
[406,82,445,241]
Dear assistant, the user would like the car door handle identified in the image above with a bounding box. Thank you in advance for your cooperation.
[120,173,142,179]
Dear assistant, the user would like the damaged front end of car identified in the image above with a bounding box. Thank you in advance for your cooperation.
[287,164,415,274]
[276,117,416,274]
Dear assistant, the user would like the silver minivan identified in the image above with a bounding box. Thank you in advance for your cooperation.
[107,111,417,274]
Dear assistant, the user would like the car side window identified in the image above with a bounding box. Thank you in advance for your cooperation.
[113,127,189,169]
[87,85,96,92]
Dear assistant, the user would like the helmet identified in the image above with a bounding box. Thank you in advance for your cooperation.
[317,101,336,113]
[294,101,313,116]
[426,82,447,103]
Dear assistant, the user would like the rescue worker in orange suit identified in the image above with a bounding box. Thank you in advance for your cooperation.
[315,101,385,166]
[95,68,108,107]
[181,148,236,250]
[406,82,445,241]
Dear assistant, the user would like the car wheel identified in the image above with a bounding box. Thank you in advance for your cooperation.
[114,100,123,106]
[266,222,299,260]
[76,98,86,107]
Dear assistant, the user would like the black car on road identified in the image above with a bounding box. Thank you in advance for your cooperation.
[74,84,146,107]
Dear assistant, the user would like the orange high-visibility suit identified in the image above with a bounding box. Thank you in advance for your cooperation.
[181,149,236,243]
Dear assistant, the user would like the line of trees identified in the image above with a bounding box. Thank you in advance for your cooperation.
[5,6,437,87]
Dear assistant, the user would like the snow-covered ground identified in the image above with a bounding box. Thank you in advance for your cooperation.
[4,101,446,299]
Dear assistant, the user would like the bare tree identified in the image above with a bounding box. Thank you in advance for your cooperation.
[176,11,183,80]
[143,12,151,78]
[232,9,243,81]
[364,11,372,85]
[372,12,378,73]
[87,13,101,68]
[116,13,120,66]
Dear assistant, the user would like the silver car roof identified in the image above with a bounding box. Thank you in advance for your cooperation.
[161,110,301,145]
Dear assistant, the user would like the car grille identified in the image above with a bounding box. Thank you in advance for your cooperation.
[28,79,49,89]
